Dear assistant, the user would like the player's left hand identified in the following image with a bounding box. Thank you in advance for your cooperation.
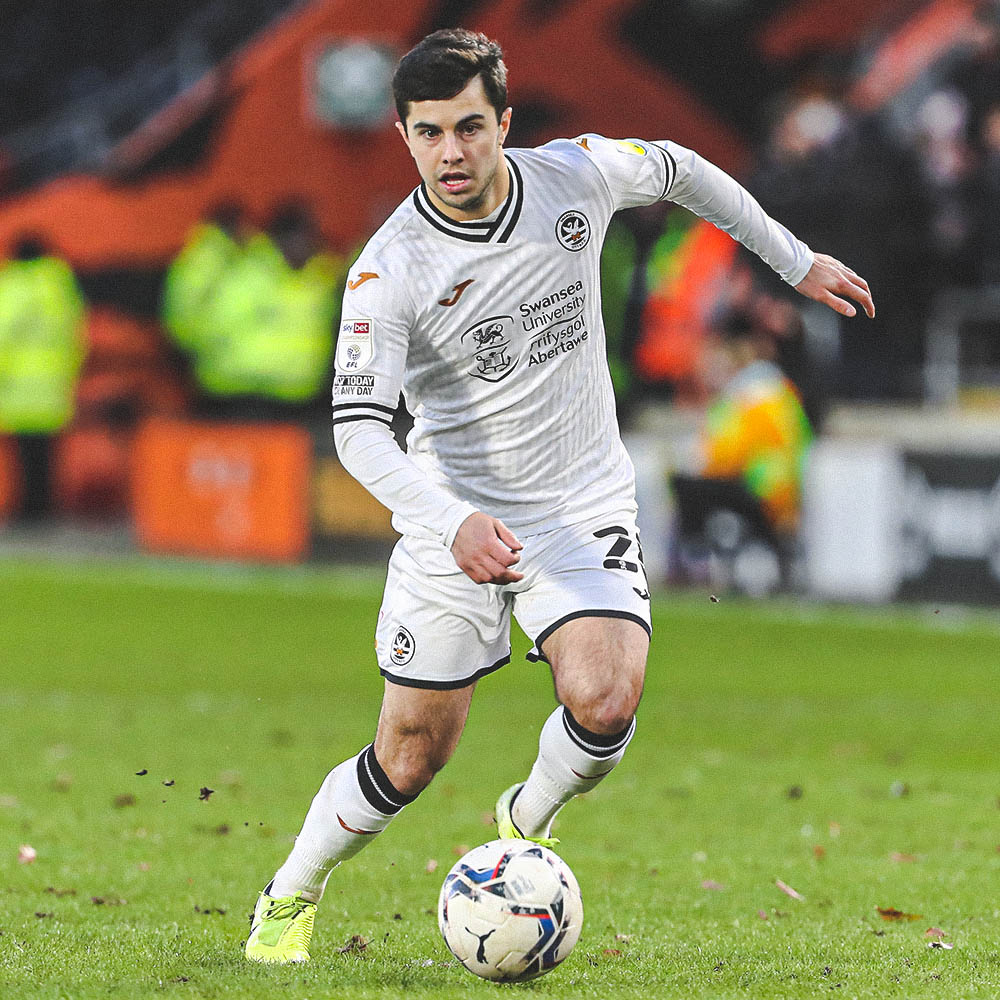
[794,253,875,319]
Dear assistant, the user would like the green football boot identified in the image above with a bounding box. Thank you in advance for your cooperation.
[495,783,560,849]
[245,882,316,964]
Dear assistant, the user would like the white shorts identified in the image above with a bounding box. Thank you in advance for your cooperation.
[374,509,652,689]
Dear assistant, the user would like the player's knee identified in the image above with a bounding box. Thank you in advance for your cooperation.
[379,736,454,797]
[568,686,640,736]
[562,672,642,736]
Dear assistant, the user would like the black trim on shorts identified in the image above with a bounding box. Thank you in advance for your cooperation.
[526,610,652,664]
[380,653,510,690]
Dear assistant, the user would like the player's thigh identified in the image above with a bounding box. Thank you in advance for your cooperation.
[513,510,651,731]
[374,678,477,787]
[542,615,649,732]
[376,533,512,689]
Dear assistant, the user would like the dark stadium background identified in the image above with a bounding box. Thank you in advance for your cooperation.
[1,0,998,605]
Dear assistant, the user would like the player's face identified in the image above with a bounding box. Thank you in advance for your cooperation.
[397,75,512,222]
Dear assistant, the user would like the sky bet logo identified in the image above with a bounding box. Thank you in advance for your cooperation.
[337,318,374,372]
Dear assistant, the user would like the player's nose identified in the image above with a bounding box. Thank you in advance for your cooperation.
[441,132,463,163]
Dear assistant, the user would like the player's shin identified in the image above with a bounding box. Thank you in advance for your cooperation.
[270,743,417,902]
[512,706,635,838]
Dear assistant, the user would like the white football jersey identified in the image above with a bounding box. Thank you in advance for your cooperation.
[332,134,812,540]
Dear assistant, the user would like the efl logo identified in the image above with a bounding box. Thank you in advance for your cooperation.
[337,318,374,372]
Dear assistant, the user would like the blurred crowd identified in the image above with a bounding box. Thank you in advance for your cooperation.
[1,0,999,546]
[0,205,348,523]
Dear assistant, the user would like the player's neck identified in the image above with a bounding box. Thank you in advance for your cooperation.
[428,155,511,223]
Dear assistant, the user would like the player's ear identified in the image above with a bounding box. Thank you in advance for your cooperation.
[395,119,412,153]
[498,107,512,146]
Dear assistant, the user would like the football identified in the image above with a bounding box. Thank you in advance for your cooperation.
[437,839,583,981]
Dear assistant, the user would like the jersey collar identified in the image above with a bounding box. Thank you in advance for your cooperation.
[412,155,523,244]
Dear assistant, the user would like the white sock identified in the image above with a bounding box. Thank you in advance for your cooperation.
[270,743,416,902]
[512,706,635,838]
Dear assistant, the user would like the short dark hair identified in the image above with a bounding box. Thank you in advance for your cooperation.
[392,29,507,126]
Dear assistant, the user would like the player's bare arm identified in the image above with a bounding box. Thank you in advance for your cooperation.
[451,511,524,584]
[794,252,875,319]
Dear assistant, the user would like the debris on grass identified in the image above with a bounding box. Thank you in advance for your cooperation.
[925,928,948,940]
[757,909,769,920]
[701,879,725,891]
[776,879,805,902]
[813,845,826,860]
[135,769,148,776]
[787,785,804,799]
[45,887,76,897]
[198,787,214,801]
[17,844,37,864]
[480,811,495,826]
[876,906,922,921]
[193,905,226,915]
[338,934,369,955]
[91,896,127,906]
[615,933,632,942]
[889,781,910,798]
[425,859,438,873]
[51,773,73,792]
[928,941,954,950]
[603,948,622,956]
[34,912,53,919]
[113,794,136,808]
[709,594,720,603]
[890,852,918,863]
[452,844,469,856]
[162,780,175,787]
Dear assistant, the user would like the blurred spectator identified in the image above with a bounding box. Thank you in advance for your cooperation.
[178,200,344,420]
[604,208,741,411]
[162,201,250,355]
[750,91,932,399]
[600,202,680,413]
[912,88,978,285]
[0,235,86,520]
[698,310,813,535]
[970,102,1000,283]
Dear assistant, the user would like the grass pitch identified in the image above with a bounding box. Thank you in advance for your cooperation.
[1,556,999,999]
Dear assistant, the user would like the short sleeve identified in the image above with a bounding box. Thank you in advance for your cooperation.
[331,262,413,429]
[573,133,676,212]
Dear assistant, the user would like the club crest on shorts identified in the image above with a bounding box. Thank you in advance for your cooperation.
[461,315,517,382]
[390,626,415,666]
[555,210,591,252]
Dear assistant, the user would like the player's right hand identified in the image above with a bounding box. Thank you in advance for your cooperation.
[451,512,524,585]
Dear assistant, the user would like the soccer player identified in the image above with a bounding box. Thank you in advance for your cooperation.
[245,29,874,963]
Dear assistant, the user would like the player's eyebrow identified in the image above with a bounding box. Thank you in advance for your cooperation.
[412,113,487,131]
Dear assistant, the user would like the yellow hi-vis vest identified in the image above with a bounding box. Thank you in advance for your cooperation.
[162,222,243,352]
[198,235,343,402]
[0,256,85,433]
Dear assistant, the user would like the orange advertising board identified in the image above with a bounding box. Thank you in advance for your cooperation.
[131,418,311,562]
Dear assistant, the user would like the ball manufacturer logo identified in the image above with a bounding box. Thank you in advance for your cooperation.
[390,626,415,666]
[555,210,590,252]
